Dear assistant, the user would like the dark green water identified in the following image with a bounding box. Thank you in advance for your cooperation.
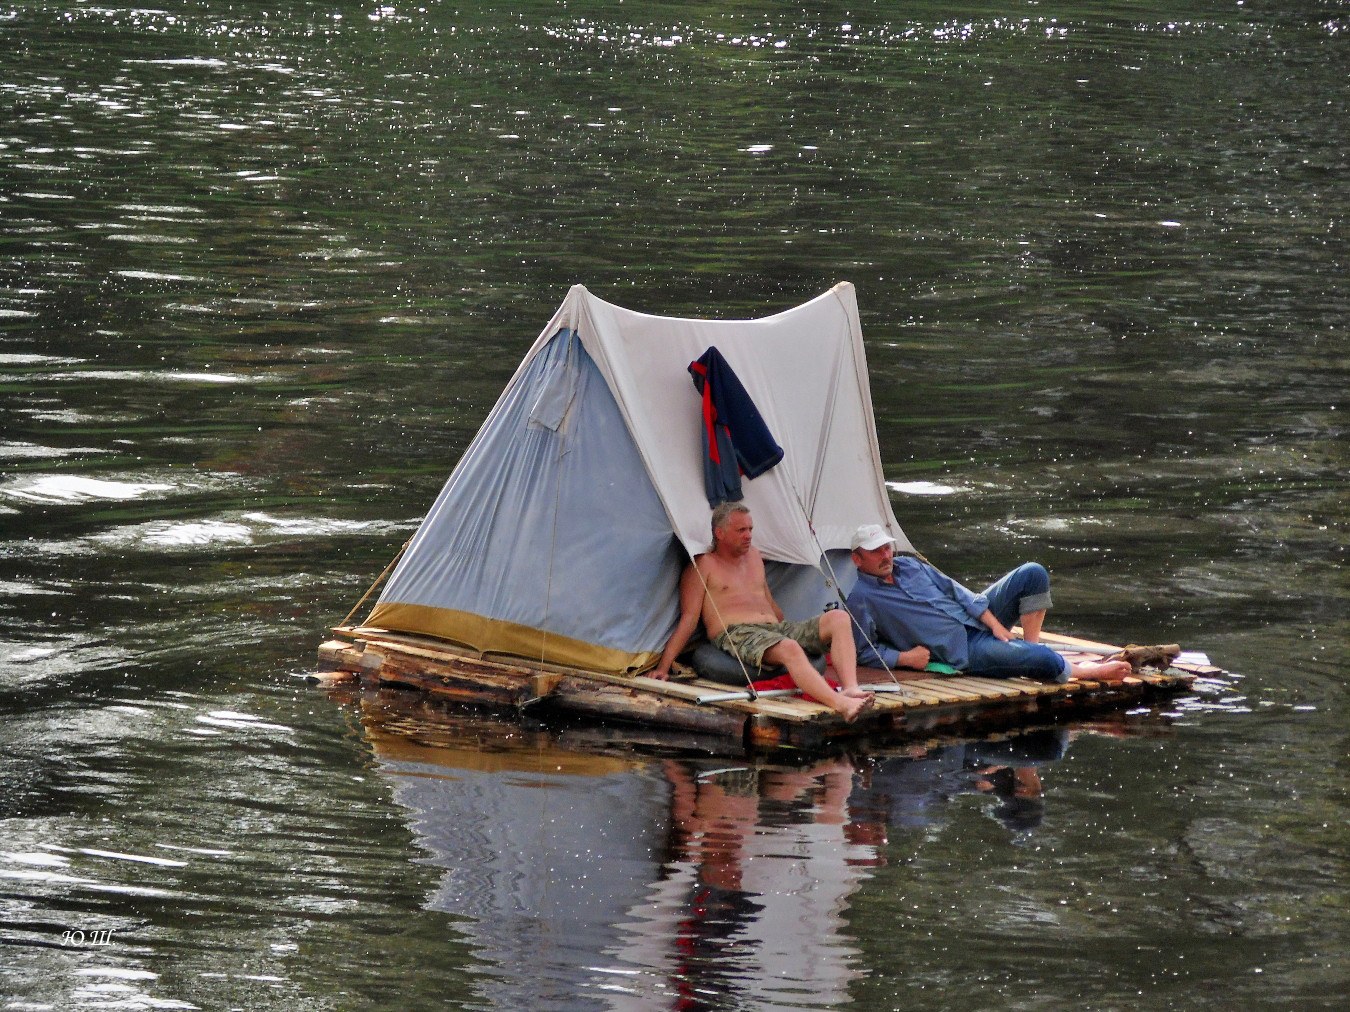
[1,2,1344,1009]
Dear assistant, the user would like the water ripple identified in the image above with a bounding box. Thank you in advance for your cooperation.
[0,475,175,504]
[0,3,1343,1008]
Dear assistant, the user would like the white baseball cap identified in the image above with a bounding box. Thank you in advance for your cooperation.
[851,524,897,552]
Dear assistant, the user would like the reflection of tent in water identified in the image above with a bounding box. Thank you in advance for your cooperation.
[359,701,871,1009]
[365,282,905,674]
[362,713,669,1009]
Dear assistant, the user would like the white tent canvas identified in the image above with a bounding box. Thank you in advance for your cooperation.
[366,283,911,674]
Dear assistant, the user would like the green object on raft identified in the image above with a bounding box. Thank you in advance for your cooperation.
[923,661,961,675]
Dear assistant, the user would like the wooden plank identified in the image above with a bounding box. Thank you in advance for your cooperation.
[1001,677,1062,696]
[576,668,837,723]
[943,676,1038,699]
[374,657,529,707]
[737,696,835,721]
[859,683,932,706]
[870,691,910,711]
[680,681,899,725]
[936,676,1016,698]
[1147,672,1193,689]
[526,673,562,704]
[879,683,958,706]
[1035,630,1122,654]
[623,674,718,702]
[907,678,995,703]
[879,680,980,705]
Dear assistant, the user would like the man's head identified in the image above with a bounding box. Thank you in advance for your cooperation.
[711,502,753,554]
[850,523,897,579]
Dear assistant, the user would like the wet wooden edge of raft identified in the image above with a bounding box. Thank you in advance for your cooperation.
[315,625,1213,752]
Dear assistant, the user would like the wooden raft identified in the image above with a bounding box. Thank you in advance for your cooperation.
[315,626,1212,751]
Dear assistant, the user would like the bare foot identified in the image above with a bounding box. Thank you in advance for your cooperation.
[838,692,876,723]
[1070,659,1134,682]
[841,687,873,700]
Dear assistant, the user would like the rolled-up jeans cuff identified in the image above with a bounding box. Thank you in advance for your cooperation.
[1019,590,1052,614]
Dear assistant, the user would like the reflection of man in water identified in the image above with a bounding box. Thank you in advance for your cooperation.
[845,745,968,849]
[969,766,1046,833]
[847,730,1069,841]
[845,524,1134,682]
[963,731,1070,833]
[655,757,867,1009]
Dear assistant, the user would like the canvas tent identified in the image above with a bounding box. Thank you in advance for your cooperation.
[365,282,912,674]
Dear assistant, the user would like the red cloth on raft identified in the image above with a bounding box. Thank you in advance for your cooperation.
[749,673,842,694]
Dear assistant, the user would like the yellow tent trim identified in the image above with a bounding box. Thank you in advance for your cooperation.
[365,601,657,675]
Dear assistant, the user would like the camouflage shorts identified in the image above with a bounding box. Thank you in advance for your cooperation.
[712,618,824,668]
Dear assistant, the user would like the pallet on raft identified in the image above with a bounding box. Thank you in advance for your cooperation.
[315,625,1217,752]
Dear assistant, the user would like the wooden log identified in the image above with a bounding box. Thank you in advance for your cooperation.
[308,669,357,687]
[521,673,563,708]
[374,655,530,708]
[746,714,785,750]
[548,675,747,738]
[317,639,365,673]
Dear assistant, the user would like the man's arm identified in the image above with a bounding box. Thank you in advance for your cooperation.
[924,560,1007,641]
[847,579,933,671]
[854,624,930,670]
[650,564,706,680]
[977,609,1013,642]
[844,590,900,669]
[922,560,991,623]
[896,645,933,669]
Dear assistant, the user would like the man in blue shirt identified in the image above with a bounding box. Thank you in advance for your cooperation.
[844,524,1133,683]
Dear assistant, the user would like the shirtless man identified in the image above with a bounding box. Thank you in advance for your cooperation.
[651,503,875,722]
[846,524,1134,683]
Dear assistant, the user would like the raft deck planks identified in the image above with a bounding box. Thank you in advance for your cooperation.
[316,625,1202,751]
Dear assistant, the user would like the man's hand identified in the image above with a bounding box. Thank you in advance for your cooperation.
[897,645,931,669]
[981,611,1013,642]
[649,666,670,681]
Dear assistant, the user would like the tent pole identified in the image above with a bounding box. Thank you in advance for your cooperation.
[791,489,907,691]
[338,539,410,630]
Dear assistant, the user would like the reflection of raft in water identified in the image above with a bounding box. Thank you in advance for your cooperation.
[316,626,1215,752]
[351,689,874,1008]
[315,285,1220,752]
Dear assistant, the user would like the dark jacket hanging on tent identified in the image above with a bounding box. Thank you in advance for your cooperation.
[688,347,784,506]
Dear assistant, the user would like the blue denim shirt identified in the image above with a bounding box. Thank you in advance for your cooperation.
[845,556,989,669]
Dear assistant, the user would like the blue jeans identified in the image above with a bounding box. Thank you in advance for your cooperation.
[965,564,1069,682]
